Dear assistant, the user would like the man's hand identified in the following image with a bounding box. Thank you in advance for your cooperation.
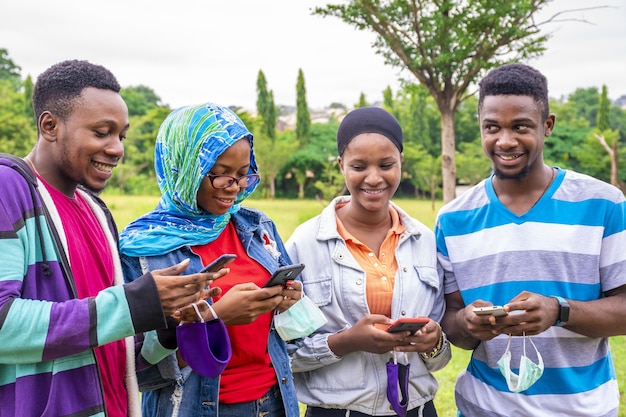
[151,258,228,316]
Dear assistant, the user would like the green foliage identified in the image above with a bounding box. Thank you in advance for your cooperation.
[110,106,171,194]
[597,85,611,132]
[0,80,36,156]
[0,48,22,91]
[256,70,276,140]
[296,69,311,148]
[120,85,162,117]
[456,141,491,185]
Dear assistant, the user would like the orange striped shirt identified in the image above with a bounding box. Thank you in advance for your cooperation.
[336,204,405,317]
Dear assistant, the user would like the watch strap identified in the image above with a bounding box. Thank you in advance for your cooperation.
[550,295,570,327]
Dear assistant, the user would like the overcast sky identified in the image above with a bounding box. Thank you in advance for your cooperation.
[1,0,624,110]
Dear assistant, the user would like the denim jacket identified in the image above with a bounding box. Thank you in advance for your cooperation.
[121,207,300,417]
[285,196,450,415]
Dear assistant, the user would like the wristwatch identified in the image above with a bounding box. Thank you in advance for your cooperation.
[550,296,570,327]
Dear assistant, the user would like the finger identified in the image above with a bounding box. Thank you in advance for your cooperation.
[154,258,190,276]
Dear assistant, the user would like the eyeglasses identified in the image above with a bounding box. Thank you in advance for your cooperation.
[205,173,260,189]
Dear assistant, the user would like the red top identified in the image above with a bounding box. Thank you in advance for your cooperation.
[192,221,276,403]
[42,179,126,417]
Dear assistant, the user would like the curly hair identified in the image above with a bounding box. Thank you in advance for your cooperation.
[478,63,549,120]
[32,59,121,123]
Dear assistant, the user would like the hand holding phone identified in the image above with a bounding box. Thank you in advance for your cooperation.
[386,317,430,334]
[473,305,508,317]
[263,264,305,288]
[200,254,236,273]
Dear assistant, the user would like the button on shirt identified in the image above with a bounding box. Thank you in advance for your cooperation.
[336,205,405,317]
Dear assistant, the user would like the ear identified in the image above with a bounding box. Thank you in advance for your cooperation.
[400,152,404,163]
[544,114,556,137]
[38,111,59,143]
[337,156,345,175]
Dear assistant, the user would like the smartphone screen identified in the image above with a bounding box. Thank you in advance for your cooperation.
[200,254,237,273]
[263,264,305,287]
[386,317,430,334]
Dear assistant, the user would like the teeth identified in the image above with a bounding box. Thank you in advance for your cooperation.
[93,162,113,172]
[499,154,521,161]
[363,189,384,194]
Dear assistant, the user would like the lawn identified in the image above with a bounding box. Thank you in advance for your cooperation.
[102,194,626,416]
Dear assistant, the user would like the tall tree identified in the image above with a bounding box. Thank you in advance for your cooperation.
[0,49,21,91]
[315,0,557,202]
[296,68,311,148]
[593,85,619,187]
[256,70,276,140]
[120,85,162,117]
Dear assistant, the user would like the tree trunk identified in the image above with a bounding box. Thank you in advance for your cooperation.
[269,175,276,200]
[440,109,457,203]
[594,133,619,187]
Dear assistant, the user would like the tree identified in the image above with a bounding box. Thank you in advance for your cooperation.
[593,85,619,187]
[296,68,311,148]
[256,70,276,140]
[315,0,560,202]
[0,49,22,91]
[120,85,162,117]
[254,70,284,198]
[356,92,369,108]
[0,80,36,156]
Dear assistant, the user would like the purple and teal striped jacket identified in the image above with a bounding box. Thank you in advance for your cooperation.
[0,157,166,417]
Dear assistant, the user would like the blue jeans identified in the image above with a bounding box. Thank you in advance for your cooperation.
[218,384,286,417]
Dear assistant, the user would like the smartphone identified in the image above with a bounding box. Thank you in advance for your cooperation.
[263,264,305,288]
[473,305,508,317]
[386,317,430,334]
[200,254,237,273]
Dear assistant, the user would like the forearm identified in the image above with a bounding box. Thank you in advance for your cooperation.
[442,308,480,350]
[562,291,626,338]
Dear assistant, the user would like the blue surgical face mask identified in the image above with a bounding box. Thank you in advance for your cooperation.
[497,332,544,393]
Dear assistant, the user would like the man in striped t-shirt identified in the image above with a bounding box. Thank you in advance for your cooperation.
[436,63,626,417]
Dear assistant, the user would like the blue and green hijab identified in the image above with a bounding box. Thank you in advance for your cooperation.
[119,103,258,257]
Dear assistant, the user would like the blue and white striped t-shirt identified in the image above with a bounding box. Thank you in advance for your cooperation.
[436,167,626,417]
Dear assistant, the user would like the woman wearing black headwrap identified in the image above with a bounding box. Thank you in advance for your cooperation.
[285,107,450,417]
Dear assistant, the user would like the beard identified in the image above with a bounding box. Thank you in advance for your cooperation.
[493,164,529,181]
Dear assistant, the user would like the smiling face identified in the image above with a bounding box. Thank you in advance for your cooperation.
[196,138,252,215]
[338,132,402,214]
[479,94,554,181]
[42,87,129,196]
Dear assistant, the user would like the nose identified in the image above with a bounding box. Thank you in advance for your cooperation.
[364,167,383,185]
[105,137,124,160]
[496,129,517,149]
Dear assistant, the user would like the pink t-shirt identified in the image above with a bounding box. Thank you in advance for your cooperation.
[42,179,127,417]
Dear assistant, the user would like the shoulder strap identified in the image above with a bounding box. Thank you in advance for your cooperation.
[0,153,76,294]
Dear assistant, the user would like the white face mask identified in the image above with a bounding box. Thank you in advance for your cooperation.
[497,332,544,393]
[273,295,327,341]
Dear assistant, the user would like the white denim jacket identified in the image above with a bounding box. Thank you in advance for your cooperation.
[285,196,450,415]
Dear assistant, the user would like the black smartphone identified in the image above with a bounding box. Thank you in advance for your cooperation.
[200,254,237,273]
[263,264,305,288]
[386,317,430,334]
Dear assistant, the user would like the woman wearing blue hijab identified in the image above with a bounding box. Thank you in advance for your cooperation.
[120,103,301,417]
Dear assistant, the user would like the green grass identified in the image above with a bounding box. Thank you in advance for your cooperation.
[102,194,626,416]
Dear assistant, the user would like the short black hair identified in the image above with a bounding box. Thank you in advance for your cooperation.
[478,63,549,120]
[32,59,121,122]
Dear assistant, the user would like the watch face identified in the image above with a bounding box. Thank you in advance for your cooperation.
[560,303,570,323]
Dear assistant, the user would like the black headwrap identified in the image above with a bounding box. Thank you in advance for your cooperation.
[336,106,403,156]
